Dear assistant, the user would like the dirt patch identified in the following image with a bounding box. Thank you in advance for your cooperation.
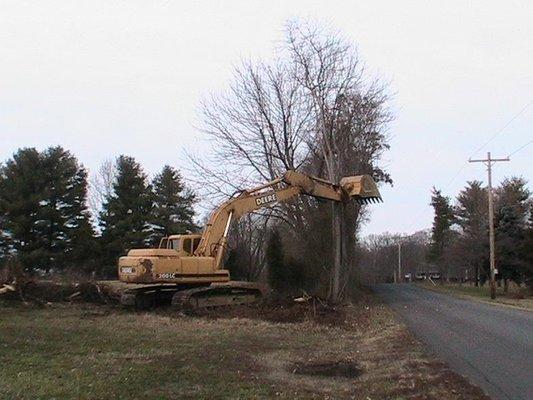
[292,360,362,378]
[189,297,349,327]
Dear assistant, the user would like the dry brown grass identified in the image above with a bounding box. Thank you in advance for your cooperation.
[417,282,533,311]
[0,292,490,399]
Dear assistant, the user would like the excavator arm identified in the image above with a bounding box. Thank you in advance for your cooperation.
[195,170,382,269]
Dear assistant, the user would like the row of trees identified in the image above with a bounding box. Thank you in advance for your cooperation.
[1,21,393,302]
[358,231,430,284]
[429,177,532,289]
[0,147,196,275]
[358,177,532,291]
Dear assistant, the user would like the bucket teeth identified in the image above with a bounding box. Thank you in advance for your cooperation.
[356,196,383,205]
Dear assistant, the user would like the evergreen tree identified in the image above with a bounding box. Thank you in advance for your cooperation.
[455,181,489,285]
[0,147,96,272]
[266,229,306,293]
[0,213,9,262]
[266,229,287,291]
[38,147,96,271]
[524,206,533,290]
[225,245,250,281]
[428,188,455,271]
[0,148,45,269]
[494,177,530,290]
[99,155,153,267]
[151,165,196,243]
[496,205,524,289]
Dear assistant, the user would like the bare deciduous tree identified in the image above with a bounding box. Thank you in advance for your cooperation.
[285,21,392,301]
[192,20,393,302]
[199,59,312,184]
[88,159,117,222]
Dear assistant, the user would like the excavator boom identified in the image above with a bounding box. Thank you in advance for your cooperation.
[283,170,382,203]
[196,170,382,267]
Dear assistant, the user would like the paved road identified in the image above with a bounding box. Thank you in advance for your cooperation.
[373,284,533,400]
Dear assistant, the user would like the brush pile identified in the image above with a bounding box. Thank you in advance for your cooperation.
[0,258,112,306]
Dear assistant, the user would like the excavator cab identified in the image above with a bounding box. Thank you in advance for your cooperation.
[158,234,202,256]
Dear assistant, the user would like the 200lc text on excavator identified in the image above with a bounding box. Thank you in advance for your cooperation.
[114,170,382,310]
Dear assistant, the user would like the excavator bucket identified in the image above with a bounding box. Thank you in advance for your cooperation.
[340,175,382,204]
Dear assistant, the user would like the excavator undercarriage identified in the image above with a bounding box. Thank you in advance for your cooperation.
[171,282,266,311]
[115,281,266,311]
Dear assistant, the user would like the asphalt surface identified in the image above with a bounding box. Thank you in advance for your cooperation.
[373,284,533,400]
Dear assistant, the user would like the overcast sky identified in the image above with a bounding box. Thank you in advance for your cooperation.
[1,0,532,236]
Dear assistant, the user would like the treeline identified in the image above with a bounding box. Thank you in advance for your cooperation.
[1,21,394,302]
[429,178,532,290]
[358,178,532,290]
[358,231,430,284]
[0,147,196,276]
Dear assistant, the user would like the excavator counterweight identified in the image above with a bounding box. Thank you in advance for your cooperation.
[115,170,382,310]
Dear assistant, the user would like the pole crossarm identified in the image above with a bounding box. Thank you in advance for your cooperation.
[469,157,510,163]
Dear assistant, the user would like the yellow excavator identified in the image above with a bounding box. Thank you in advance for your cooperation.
[116,170,382,309]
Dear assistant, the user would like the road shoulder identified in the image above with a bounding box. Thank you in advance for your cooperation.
[414,282,533,312]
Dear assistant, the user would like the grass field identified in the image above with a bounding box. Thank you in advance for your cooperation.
[417,282,533,310]
[0,296,489,400]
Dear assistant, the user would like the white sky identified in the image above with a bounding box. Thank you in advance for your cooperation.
[1,0,532,236]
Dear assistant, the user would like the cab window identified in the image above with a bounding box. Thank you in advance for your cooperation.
[183,238,192,255]
[170,238,180,250]
[192,238,201,254]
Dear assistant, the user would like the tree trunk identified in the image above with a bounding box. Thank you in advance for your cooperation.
[328,202,342,303]
[503,278,508,294]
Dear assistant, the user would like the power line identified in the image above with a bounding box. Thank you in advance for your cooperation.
[508,137,533,158]
[443,163,468,190]
[443,100,532,191]
[469,99,533,159]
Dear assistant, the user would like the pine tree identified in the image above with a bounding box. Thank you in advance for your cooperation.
[151,165,196,243]
[455,181,489,285]
[524,206,533,290]
[225,245,250,281]
[0,147,96,272]
[99,155,153,267]
[496,205,524,290]
[428,188,455,272]
[266,229,307,293]
[0,148,45,269]
[494,177,530,291]
[0,218,9,262]
[38,147,96,271]
[266,229,287,292]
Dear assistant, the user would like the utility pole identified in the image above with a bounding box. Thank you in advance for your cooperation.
[469,152,510,299]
